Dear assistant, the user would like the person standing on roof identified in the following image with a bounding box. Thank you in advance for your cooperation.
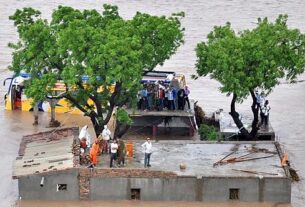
[258,91,266,121]
[261,100,271,129]
[79,125,92,149]
[164,85,169,110]
[172,86,177,110]
[100,125,111,154]
[177,87,186,110]
[90,138,100,167]
[184,86,191,110]
[110,139,118,168]
[140,85,148,111]
[167,86,174,110]
[147,84,154,110]
[117,138,126,167]
[142,137,153,168]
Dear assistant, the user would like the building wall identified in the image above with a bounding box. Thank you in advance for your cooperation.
[90,177,197,201]
[90,177,129,200]
[18,169,291,203]
[19,169,79,200]
[262,177,291,203]
[202,177,260,202]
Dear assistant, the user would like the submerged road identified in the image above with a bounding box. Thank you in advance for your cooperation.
[0,0,305,207]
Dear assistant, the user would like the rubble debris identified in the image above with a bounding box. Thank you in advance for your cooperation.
[274,142,300,182]
[250,146,277,154]
[289,167,300,182]
[80,155,91,166]
[179,163,186,170]
[232,169,278,176]
[213,151,235,167]
[213,153,274,167]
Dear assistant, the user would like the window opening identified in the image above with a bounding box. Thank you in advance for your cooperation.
[57,184,67,191]
[229,188,239,200]
[131,188,141,200]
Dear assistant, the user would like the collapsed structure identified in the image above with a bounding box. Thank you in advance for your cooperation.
[13,127,291,203]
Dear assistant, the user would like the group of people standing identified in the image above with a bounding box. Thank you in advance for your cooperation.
[138,82,191,112]
[255,90,271,128]
[79,125,126,168]
[79,125,154,168]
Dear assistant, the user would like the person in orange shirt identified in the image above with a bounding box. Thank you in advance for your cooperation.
[90,139,100,166]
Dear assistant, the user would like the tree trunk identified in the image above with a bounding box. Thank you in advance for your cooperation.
[89,115,103,137]
[229,93,251,140]
[114,122,130,138]
[33,102,39,125]
[250,89,259,138]
[48,99,60,127]
[50,100,55,122]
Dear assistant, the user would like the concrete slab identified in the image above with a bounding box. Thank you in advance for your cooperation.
[218,112,275,140]
[97,142,286,178]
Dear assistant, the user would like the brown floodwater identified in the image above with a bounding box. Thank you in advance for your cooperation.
[1,0,305,207]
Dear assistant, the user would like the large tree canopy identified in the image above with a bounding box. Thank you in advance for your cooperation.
[195,14,305,139]
[9,5,184,135]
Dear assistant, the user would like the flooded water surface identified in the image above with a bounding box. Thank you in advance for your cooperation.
[0,0,305,207]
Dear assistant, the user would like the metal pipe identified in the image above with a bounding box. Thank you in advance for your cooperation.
[40,177,44,187]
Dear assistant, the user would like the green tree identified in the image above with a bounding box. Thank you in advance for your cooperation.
[9,5,184,136]
[195,15,305,140]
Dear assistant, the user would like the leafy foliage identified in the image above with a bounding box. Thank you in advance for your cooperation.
[199,124,218,141]
[195,15,305,139]
[195,14,305,100]
[9,5,184,135]
[116,108,133,125]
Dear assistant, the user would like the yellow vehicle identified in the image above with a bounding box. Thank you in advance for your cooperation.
[4,71,186,114]
[4,73,88,114]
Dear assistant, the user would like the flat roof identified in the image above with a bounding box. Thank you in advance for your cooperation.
[13,128,76,178]
[136,142,286,177]
[127,109,194,117]
[218,111,275,136]
[97,141,286,178]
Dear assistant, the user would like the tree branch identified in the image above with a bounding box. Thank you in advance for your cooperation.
[65,94,89,115]
[103,82,121,125]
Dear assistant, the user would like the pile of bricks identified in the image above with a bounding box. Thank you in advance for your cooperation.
[79,169,91,200]
[72,138,81,167]
[79,168,177,178]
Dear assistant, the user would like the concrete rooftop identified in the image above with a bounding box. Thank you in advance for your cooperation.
[218,111,275,139]
[98,141,286,178]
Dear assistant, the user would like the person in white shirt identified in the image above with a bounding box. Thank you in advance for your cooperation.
[78,125,91,148]
[101,125,111,154]
[261,100,271,129]
[110,139,118,168]
[142,137,153,168]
